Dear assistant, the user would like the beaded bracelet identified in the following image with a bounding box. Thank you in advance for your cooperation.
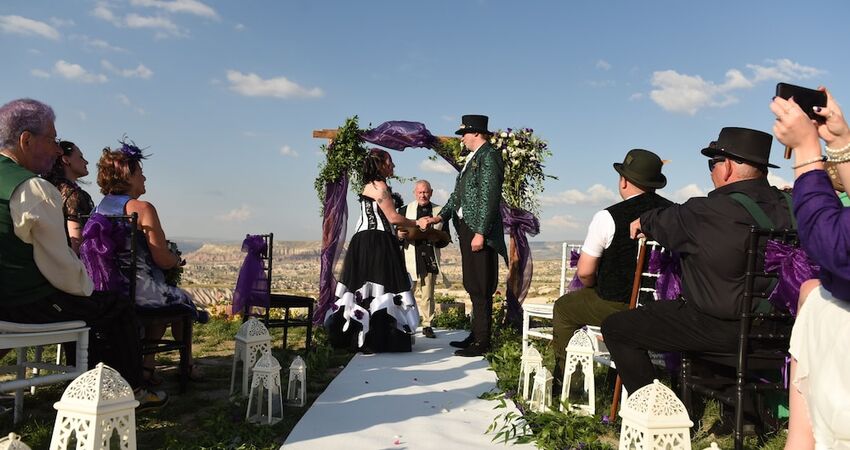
[792,155,827,169]
[826,140,850,159]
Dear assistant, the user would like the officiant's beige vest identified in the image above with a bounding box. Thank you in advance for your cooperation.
[402,201,448,286]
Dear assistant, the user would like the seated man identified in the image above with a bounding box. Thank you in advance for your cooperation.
[552,149,671,382]
[0,98,166,410]
[602,127,794,396]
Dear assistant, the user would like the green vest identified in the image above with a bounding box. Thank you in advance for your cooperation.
[0,156,58,305]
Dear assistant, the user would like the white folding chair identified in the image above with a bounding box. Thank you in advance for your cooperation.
[0,320,89,424]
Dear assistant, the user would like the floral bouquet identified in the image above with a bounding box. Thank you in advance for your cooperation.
[490,128,554,215]
[163,240,184,287]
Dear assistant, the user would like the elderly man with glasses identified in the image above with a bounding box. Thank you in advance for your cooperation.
[601,127,794,398]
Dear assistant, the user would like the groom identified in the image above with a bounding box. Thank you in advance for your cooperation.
[421,115,506,357]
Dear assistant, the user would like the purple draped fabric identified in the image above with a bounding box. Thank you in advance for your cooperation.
[501,202,539,323]
[764,240,821,316]
[647,249,682,300]
[79,214,126,292]
[232,235,270,315]
[567,249,584,292]
[360,121,438,151]
[316,175,349,325]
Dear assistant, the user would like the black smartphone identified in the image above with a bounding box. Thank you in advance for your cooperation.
[776,82,827,122]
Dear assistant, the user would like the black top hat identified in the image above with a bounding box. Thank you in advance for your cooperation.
[455,115,491,135]
[613,149,667,189]
[700,127,778,169]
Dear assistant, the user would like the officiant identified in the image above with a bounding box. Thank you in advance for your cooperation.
[397,180,450,339]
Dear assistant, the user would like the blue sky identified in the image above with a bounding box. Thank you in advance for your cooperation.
[2,0,849,242]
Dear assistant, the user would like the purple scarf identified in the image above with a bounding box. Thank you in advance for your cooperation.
[360,121,438,150]
[501,203,540,323]
[764,240,820,316]
[232,235,270,315]
[79,214,128,292]
[316,175,349,325]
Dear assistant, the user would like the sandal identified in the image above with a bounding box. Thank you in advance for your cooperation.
[142,366,163,386]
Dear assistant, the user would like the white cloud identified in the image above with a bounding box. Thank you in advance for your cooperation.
[596,59,611,71]
[441,115,456,122]
[30,69,51,78]
[280,145,298,157]
[102,60,153,78]
[0,15,61,40]
[125,13,182,37]
[226,70,324,99]
[768,172,793,190]
[130,0,219,20]
[419,158,455,174]
[49,17,75,27]
[77,111,88,121]
[629,92,644,101]
[71,34,126,52]
[54,60,108,83]
[217,204,252,222]
[431,187,449,205]
[648,59,824,115]
[587,79,615,88]
[542,214,582,230]
[116,93,145,114]
[541,183,619,206]
[659,183,706,203]
[234,23,245,31]
[92,3,120,25]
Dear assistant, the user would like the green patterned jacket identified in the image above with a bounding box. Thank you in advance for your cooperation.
[439,142,507,262]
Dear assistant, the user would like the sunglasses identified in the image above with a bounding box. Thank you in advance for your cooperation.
[708,157,727,172]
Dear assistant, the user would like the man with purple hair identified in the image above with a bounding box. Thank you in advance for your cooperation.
[0,98,167,410]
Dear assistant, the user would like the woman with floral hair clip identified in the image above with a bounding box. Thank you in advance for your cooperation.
[44,140,94,254]
[89,138,207,385]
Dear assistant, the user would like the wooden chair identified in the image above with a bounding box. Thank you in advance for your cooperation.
[680,227,797,450]
[242,233,314,354]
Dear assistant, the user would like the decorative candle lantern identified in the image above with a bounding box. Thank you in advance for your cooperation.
[517,346,543,400]
[50,363,138,450]
[618,379,693,450]
[0,433,31,450]
[286,355,307,407]
[702,444,720,450]
[528,366,553,413]
[562,329,596,415]
[230,317,272,397]
[245,353,284,425]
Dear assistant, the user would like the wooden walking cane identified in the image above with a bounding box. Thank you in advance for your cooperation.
[609,237,648,420]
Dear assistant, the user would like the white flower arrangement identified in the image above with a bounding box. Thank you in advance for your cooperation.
[490,127,554,215]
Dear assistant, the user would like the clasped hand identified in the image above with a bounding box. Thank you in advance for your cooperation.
[416,216,435,230]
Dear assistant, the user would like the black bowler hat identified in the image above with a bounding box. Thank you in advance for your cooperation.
[455,115,491,135]
[700,127,778,169]
[613,149,667,189]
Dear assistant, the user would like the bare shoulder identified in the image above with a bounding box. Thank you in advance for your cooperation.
[126,198,158,217]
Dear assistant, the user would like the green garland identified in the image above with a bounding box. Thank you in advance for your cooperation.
[431,137,463,167]
[314,116,368,212]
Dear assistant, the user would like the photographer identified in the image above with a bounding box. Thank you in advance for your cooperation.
[771,87,850,449]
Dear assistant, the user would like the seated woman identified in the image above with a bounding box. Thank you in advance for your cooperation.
[93,140,207,385]
[44,140,94,254]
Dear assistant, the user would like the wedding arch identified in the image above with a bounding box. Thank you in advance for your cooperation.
[311,117,554,327]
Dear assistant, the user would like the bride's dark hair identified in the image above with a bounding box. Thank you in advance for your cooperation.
[363,148,389,183]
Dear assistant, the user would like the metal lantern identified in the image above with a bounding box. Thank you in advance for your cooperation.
[286,355,307,407]
[245,354,284,425]
[517,346,543,400]
[0,433,32,450]
[528,367,553,413]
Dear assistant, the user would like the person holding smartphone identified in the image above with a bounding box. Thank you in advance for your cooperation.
[771,87,850,449]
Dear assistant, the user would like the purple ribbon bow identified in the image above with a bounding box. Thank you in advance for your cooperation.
[232,235,270,315]
[566,249,585,292]
[647,249,682,301]
[501,202,540,323]
[79,213,128,292]
[764,240,820,316]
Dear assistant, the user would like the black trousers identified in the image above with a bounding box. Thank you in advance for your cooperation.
[0,290,143,389]
[457,219,498,347]
[600,299,739,394]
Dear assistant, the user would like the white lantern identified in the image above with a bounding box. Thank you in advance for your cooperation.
[528,367,553,413]
[286,355,307,407]
[0,433,32,450]
[50,363,138,450]
[618,379,693,450]
[562,329,596,415]
[230,318,272,397]
[702,444,720,450]
[245,353,284,425]
[517,346,543,400]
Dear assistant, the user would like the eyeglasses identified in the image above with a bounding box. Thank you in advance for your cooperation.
[708,157,726,172]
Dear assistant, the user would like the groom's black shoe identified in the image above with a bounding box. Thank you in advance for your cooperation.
[450,333,474,349]
[422,327,436,338]
[454,343,489,357]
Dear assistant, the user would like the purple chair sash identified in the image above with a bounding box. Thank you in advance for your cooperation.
[232,235,270,315]
[79,213,127,292]
[566,248,584,292]
[360,121,438,151]
[647,249,682,301]
[764,239,820,316]
[501,203,539,323]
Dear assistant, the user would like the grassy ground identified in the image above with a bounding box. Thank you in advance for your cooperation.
[1,314,354,449]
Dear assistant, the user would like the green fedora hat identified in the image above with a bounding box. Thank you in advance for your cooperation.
[612,149,667,189]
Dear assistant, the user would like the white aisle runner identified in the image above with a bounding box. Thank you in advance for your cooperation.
[282,329,535,449]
